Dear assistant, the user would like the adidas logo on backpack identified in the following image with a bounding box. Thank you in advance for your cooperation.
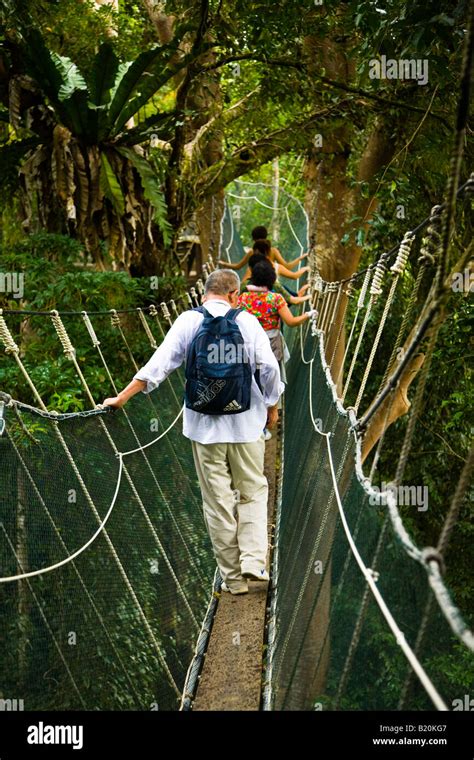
[185,307,256,415]
[223,400,243,412]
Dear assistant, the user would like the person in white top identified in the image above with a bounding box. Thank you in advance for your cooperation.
[103,269,284,595]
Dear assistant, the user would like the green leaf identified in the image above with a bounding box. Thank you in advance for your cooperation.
[51,53,88,101]
[108,42,210,137]
[116,110,179,147]
[89,43,120,107]
[100,153,125,217]
[118,147,172,246]
[21,29,90,137]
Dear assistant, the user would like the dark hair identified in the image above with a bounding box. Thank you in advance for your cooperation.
[252,225,268,241]
[251,260,276,289]
[248,252,267,269]
[252,239,271,256]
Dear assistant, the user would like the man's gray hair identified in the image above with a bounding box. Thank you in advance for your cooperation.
[205,269,240,296]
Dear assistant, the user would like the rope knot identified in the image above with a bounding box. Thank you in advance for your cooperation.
[369,259,387,297]
[50,310,75,358]
[169,300,180,320]
[137,308,157,349]
[81,312,100,347]
[160,302,171,322]
[356,268,371,308]
[391,231,415,275]
[190,287,198,306]
[421,547,446,576]
[0,312,19,355]
[110,309,121,328]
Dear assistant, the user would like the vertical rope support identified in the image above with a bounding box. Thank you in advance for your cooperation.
[319,283,335,334]
[326,282,343,345]
[377,205,442,395]
[342,259,386,402]
[189,287,199,307]
[149,304,166,339]
[311,273,324,314]
[353,232,414,413]
[110,309,139,371]
[49,314,200,635]
[137,308,158,349]
[329,282,353,371]
[335,267,372,388]
[196,279,205,303]
[437,444,474,556]
[160,302,173,327]
[169,299,181,321]
[394,313,443,487]
[2,313,181,696]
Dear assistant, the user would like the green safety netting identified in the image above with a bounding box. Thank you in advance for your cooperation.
[222,181,473,711]
[0,366,215,710]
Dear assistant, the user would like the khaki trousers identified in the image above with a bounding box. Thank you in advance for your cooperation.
[191,436,268,585]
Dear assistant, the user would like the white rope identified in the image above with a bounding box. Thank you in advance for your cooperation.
[115,406,184,455]
[0,456,124,583]
[226,191,285,212]
[0,401,183,580]
[308,321,474,658]
[303,334,448,710]
[324,431,448,710]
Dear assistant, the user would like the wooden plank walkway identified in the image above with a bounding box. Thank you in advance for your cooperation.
[192,433,278,711]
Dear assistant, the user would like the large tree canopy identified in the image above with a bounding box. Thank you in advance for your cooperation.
[0,0,470,275]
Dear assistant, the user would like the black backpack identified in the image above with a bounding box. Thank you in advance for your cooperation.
[185,306,255,415]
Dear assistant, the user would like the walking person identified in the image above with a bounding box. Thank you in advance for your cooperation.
[238,259,315,366]
[103,269,284,595]
[218,224,308,273]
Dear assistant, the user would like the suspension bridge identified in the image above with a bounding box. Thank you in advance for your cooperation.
[0,167,472,712]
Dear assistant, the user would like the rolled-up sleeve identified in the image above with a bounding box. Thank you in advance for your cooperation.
[134,313,189,394]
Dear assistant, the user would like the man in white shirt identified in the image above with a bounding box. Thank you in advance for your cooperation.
[103,269,284,595]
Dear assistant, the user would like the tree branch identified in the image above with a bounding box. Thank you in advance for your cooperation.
[200,54,450,128]
[193,101,349,200]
